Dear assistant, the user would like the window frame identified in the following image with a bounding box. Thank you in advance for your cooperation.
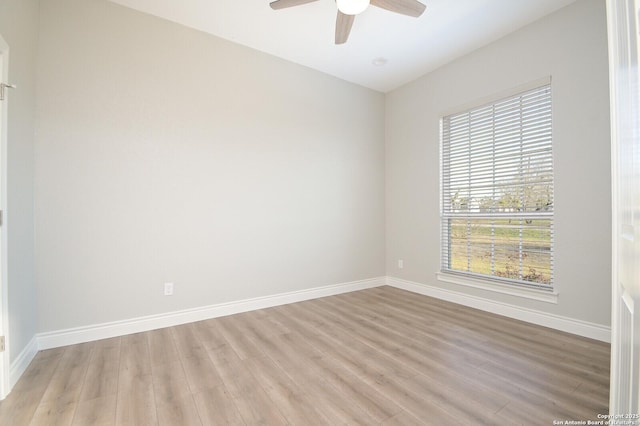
[439,78,555,292]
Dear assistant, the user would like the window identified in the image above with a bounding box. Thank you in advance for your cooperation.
[440,81,553,289]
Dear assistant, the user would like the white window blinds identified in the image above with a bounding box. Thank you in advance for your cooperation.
[441,83,554,288]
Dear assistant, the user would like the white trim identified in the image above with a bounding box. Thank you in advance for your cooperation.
[0,34,10,401]
[8,336,37,393]
[387,276,611,342]
[37,277,385,350]
[436,272,559,304]
[441,76,552,117]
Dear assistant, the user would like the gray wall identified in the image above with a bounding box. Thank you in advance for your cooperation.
[385,0,611,326]
[0,0,39,362]
[1,0,612,347]
[34,0,386,332]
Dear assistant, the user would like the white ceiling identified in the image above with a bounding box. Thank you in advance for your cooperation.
[109,0,577,93]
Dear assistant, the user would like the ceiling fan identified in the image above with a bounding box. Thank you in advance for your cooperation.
[269,0,427,44]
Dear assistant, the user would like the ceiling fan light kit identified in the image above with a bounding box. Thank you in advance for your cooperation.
[336,0,370,15]
[269,0,426,44]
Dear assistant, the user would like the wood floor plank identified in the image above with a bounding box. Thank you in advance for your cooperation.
[0,388,44,425]
[274,301,327,329]
[336,288,610,398]
[362,289,610,419]
[115,373,157,426]
[370,287,610,374]
[242,331,324,393]
[496,396,584,426]
[5,287,609,426]
[192,319,229,352]
[151,360,191,403]
[171,323,208,360]
[311,354,404,423]
[243,355,325,425]
[233,310,285,340]
[479,360,608,418]
[147,328,181,368]
[256,331,396,424]
[224,369,289,426]
[206,343,246,386]
[79,337,121,402]
[266,305,319,337]
[311,315,432,383]
[401,372,499,425]
[72,395,117,426]
[179,352,223,394]
[40,342,94,407]
[253,308,292,335]
[215,315,267,360]
[362,372,460,425]
[116,334,157,426]
[323,292,491,367]
[381,411,428,426]
[318,294,515,414]
[13,348,66,394]
[30,399,77,426]
[192,385,245,426]
[118,332,152,378]
[154,392,202,426]
[0,349,65,425]
[310,299,453,379]
[298,376,382,425]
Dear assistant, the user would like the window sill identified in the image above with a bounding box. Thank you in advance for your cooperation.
[436,272,559,304]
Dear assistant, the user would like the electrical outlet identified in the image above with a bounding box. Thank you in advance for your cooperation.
[398,259,404,269]
[164,282,174,296]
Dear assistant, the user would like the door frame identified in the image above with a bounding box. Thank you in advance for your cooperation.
[606,0,640,414]
[0,33,9,400]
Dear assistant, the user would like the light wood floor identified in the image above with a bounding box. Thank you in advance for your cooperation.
[0,286,610,425]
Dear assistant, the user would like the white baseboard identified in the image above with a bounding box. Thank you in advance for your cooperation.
[10,336,38,389]
[8,273,609,396]
[37,277,385,350]
[386,276,611,343]
[31,273,610,354]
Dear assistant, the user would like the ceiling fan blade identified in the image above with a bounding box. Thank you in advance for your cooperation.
[270,0,319,10]
[370,0,426,17]
[335,11,355,44]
